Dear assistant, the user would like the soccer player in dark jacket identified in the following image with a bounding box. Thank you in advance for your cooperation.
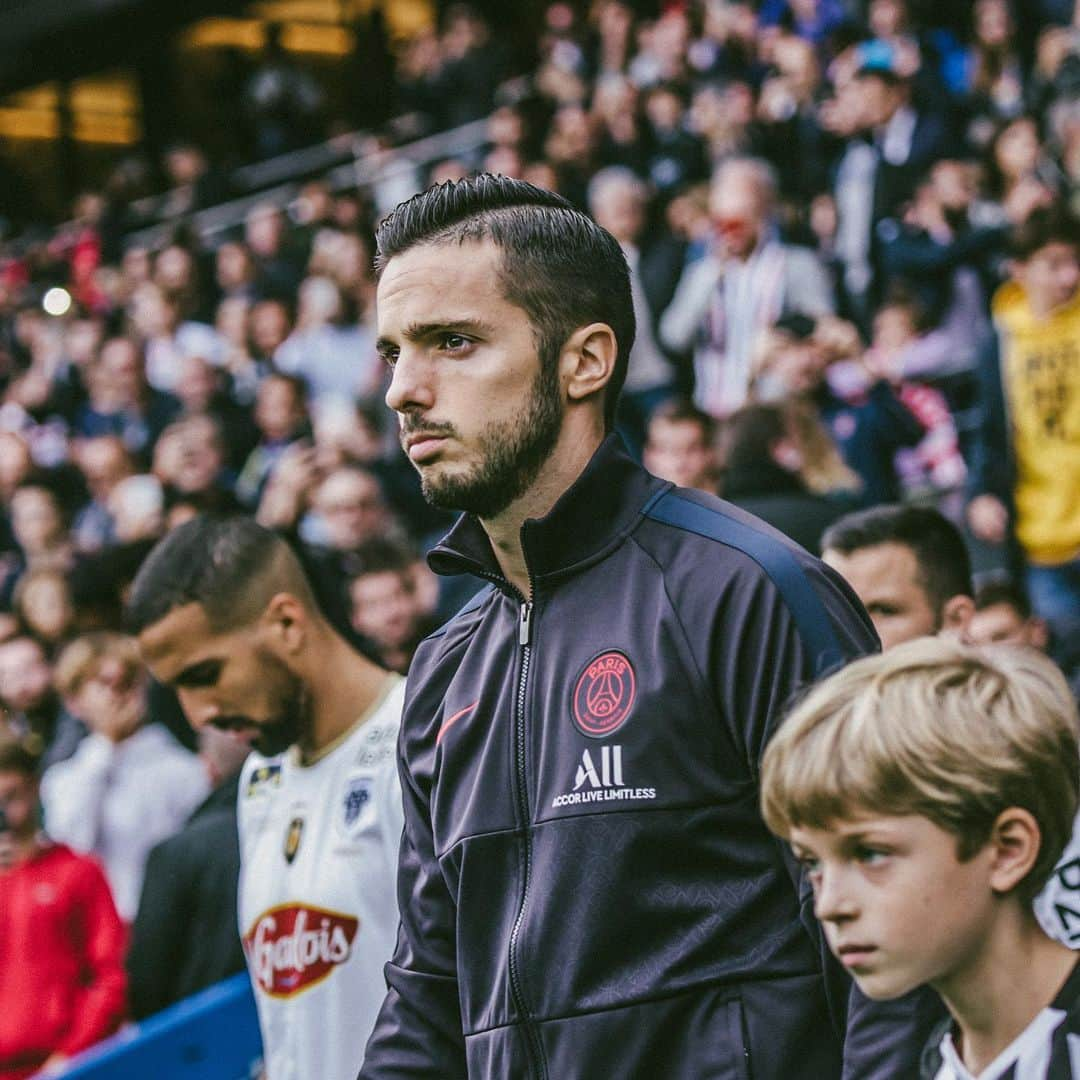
[360,175,939,1079]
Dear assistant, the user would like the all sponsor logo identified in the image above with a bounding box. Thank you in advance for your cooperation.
[551,745,657,809]
[571,650,636,738]
[244,903,359,998]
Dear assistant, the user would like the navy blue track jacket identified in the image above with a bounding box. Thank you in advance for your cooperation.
[360,435,940,1079]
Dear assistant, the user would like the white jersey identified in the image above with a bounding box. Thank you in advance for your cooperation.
[238,676,405,1080]
[1036,811,1080,948]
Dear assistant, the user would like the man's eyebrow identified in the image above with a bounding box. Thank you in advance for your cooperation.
[378,319,495,348]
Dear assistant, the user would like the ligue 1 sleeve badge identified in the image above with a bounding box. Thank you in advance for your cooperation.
[571,650,636,738]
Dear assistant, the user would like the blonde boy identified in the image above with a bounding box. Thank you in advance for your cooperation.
[761,639,1080,1080]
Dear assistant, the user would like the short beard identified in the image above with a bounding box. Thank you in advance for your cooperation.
[413,353,563,520]
[250,656,309,757]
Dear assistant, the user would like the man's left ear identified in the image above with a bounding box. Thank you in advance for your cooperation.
[942,594,975,635]
[562,323,618,405]
[988,807,1042,895]
[262,592,308,654]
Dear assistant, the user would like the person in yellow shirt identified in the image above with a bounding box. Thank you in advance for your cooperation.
[967,206,1080,635]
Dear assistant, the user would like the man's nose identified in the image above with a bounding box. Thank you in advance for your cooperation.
[384,350,435,415]
[177,688,220,731]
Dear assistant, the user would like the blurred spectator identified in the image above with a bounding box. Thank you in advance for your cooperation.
[245,203,304,299]
[41,632,210,920]
[753,312,925,503]
[587,168,682,449]
[966,207,1080,636]
[828,66,950,328]
[641,398,717,492]
[661,156,834,418]
[159,142,231,220]
[274,276,376,407]
[72,337,181,461]
[347,538,435,673]
[235,373,310,508]
[821,503,975,649]
[128,282,222,393]
[968,579,1050,648]
[0,635,83,771]
[0,480,73,609]
[0,737,126,1080]
[126,727,249,1020]
[244,24,326,159]
[153,416,238,513]
[721,402,856,555]
[13,570,76,653]
[71,436,134,553]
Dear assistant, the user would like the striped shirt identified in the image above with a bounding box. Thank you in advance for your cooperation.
[921,961,1080,1080]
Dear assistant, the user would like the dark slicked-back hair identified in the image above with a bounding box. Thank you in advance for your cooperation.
[126,516,318,635]
[375,174,636,431]
[822,504,973,616]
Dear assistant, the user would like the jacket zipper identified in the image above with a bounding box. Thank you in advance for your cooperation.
[510,593,547,1079]
[470,572,546,1079]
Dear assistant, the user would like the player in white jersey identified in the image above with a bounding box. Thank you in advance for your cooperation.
[129,516,405,1080]
[238,674,404,1080]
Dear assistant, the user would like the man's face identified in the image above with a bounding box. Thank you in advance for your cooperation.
[315,471,386,552]
[0,639,52,712]
[1016,242,1080,315]
[643,419,713,491]
[822,542,939,650]
[710,178,764,259]
[378,240,565,520]
[968,603,1042,648]
[138,603,308,757]
[350,571,419,650]
[790,813,996,1001]
[0,770,39,841]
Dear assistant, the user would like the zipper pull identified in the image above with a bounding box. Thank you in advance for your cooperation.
[519,600,534,646]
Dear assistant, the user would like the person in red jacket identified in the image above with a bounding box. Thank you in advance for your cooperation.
[0,737,126,1079]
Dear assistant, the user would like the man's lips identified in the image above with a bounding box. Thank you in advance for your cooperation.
[404,433,449,463]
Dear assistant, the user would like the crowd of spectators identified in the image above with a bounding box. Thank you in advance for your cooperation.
[0,0,1079,1072]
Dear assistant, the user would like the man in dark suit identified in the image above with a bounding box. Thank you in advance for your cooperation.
[126,728,250,1019]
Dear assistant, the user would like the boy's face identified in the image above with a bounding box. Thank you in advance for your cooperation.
[790,813,996,1000]
[643,419,713,491]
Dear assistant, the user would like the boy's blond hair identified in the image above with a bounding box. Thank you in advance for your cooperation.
[761,638,1079,902]
[54,632,143,700]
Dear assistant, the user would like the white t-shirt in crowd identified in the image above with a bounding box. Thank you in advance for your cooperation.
[238,675,405,1080]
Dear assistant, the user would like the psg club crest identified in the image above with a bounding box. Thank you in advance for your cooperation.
[340,774,376,837]
[283,816,304,864]
[572,650,636,738]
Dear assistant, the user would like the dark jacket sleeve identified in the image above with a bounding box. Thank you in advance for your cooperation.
[127,834,187,1020]
[710,551,945,1078]
[359,676,467,1078]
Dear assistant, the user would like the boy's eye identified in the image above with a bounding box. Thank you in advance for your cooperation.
[854,845,889,866]
[440,333,471,351]
[795,852,821,877]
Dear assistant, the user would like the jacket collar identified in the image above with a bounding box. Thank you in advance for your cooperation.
[427,433,668,592]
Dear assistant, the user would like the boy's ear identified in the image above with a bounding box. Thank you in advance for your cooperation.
[987,807,1042,895]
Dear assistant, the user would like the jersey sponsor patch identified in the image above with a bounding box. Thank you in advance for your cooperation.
[244,903,359,998]
[246,762,282,798]
[338,773,376,838]
[571,650,636,738]
[283,816,304,864]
